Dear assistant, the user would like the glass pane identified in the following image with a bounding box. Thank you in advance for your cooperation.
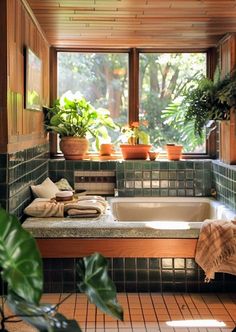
[57,52,129,148]
[139,53,207,153]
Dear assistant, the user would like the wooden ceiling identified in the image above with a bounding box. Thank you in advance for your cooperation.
[27,0,236,49]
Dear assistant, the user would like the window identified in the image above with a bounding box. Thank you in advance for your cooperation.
[54,49,209,155]
[58,52,129,144]
[139,53,207,153]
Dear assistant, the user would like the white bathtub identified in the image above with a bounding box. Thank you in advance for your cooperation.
[110,197,236,222]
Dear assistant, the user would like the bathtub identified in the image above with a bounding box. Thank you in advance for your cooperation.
[110,197,236,222]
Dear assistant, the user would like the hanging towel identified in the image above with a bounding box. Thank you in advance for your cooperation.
[195,219,236,282]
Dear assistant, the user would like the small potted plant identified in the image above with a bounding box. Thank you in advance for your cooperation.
[45,91,118,160]
[119,121,152,160]
[166,143,183,161]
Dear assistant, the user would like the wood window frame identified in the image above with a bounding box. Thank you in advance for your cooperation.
[49,47,217,159]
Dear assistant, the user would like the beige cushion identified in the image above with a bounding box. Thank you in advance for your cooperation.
[31,177,59,199]
[55,178,73,191]
[24,198,64,217]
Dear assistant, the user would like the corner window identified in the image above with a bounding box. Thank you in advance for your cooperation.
[139,53,207,153]
[54,49,210,156]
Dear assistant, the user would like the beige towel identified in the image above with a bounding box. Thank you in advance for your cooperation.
[64,198,107,218]
[24,198,64,217]
[195,219,236,281]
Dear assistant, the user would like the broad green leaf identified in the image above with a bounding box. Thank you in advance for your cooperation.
[77,253,123,321]
[0,209,43,304]
[7,292,82,332]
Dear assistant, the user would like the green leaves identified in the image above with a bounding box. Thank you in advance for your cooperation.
[77,253,123,321]
[45,91,117,148]
[0,208,43,304]
[7,292,82,332]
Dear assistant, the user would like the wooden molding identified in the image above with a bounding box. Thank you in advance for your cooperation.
[36,238,197,258]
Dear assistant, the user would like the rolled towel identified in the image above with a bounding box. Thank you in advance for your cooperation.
[64,199,107,218]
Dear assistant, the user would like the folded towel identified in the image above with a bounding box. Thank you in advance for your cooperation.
[24,198,64,217]
[195,219,236,281]
[64,199,107,218]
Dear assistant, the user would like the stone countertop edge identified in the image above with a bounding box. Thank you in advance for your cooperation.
[22,212,200,239]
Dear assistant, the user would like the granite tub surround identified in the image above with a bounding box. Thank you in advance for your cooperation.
[22,212,201,238]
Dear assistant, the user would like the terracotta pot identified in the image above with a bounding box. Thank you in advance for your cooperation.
[100,143,114,156]
[120,144,152,160]
[60,137,89,160]
[166,144,183,161]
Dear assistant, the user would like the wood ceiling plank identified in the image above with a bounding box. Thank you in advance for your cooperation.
[27,0,236,48]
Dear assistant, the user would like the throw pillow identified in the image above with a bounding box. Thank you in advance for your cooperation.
[31,177,59,199]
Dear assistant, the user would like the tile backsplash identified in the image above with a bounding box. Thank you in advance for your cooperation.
[48,159,236,211]
[0,144,49,220]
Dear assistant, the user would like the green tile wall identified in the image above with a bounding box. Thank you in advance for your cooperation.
[6,144,49,220]
[212,160,236,211]
[116,160,212,197]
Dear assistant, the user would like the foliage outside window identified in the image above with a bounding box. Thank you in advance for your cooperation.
[57,51,207,154]
[139,53,207,153]
[58,52,129,147]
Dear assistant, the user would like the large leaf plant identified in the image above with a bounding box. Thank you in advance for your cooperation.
[0,208,123,331]
[45,91,118,150]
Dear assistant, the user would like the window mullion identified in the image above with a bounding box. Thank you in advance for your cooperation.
[129,48,139,124]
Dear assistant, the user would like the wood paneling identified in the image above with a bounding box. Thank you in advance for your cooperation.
[36,238,197,258]
[0,0,8,153]
[6,0,50,153]
[218,34,236,164]
[28,0,236,48]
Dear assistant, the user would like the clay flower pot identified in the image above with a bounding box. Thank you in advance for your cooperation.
[60,137,89,160]
[166,144,183,161]
[120,144,152,160]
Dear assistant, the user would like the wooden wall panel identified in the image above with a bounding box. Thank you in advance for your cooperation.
[7,0,50,153]
[0,0,8,153]
[218,34,236,164]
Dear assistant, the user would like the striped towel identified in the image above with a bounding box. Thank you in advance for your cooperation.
[195,219,236,282]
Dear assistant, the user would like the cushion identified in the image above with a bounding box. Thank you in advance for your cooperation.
[55,178,73,191]
[31,177,59,199]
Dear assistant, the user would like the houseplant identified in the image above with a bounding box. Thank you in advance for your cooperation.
[46,91,118,160]
[183,70,236,137]
[0,208,123,331]
[119,121,152,159]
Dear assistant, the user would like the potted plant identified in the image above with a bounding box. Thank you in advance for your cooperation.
[46,91,118,160]
[166,143,183,161]
[119,121,152,160]
[183,70,236,137]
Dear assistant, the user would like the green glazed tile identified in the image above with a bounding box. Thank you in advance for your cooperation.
[177,162,186,169]
[186,161,194,169]
[143,189,152,196]
[135,189,143,196]
[152,171,160,180]
[125,161,134,170]
[177,171,185,180]
[160,171,168,180]
[151,161,160,170]
[134,162,142,170]
[135,171,142,179]
[117,172,124,180]
[177,189,186,196]
[169,162,177,170]
[169,189,177,196]
[91,162,100,171]
[143,171,151,179]
[194,161,204,169]
[100,162,108,170]
[169,171,177,180]
[126,171,135,180]
[186,170,194,179]
[152,189,160,196]
[143,162,152,170]
[160,162,169,170]
[116,162,125,172]
[160,189,168,196]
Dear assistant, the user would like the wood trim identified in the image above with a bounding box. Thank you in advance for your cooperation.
[129,48,139,124]
[0,0,8,153]
[21,0,49,45]
[36,238,197,258]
